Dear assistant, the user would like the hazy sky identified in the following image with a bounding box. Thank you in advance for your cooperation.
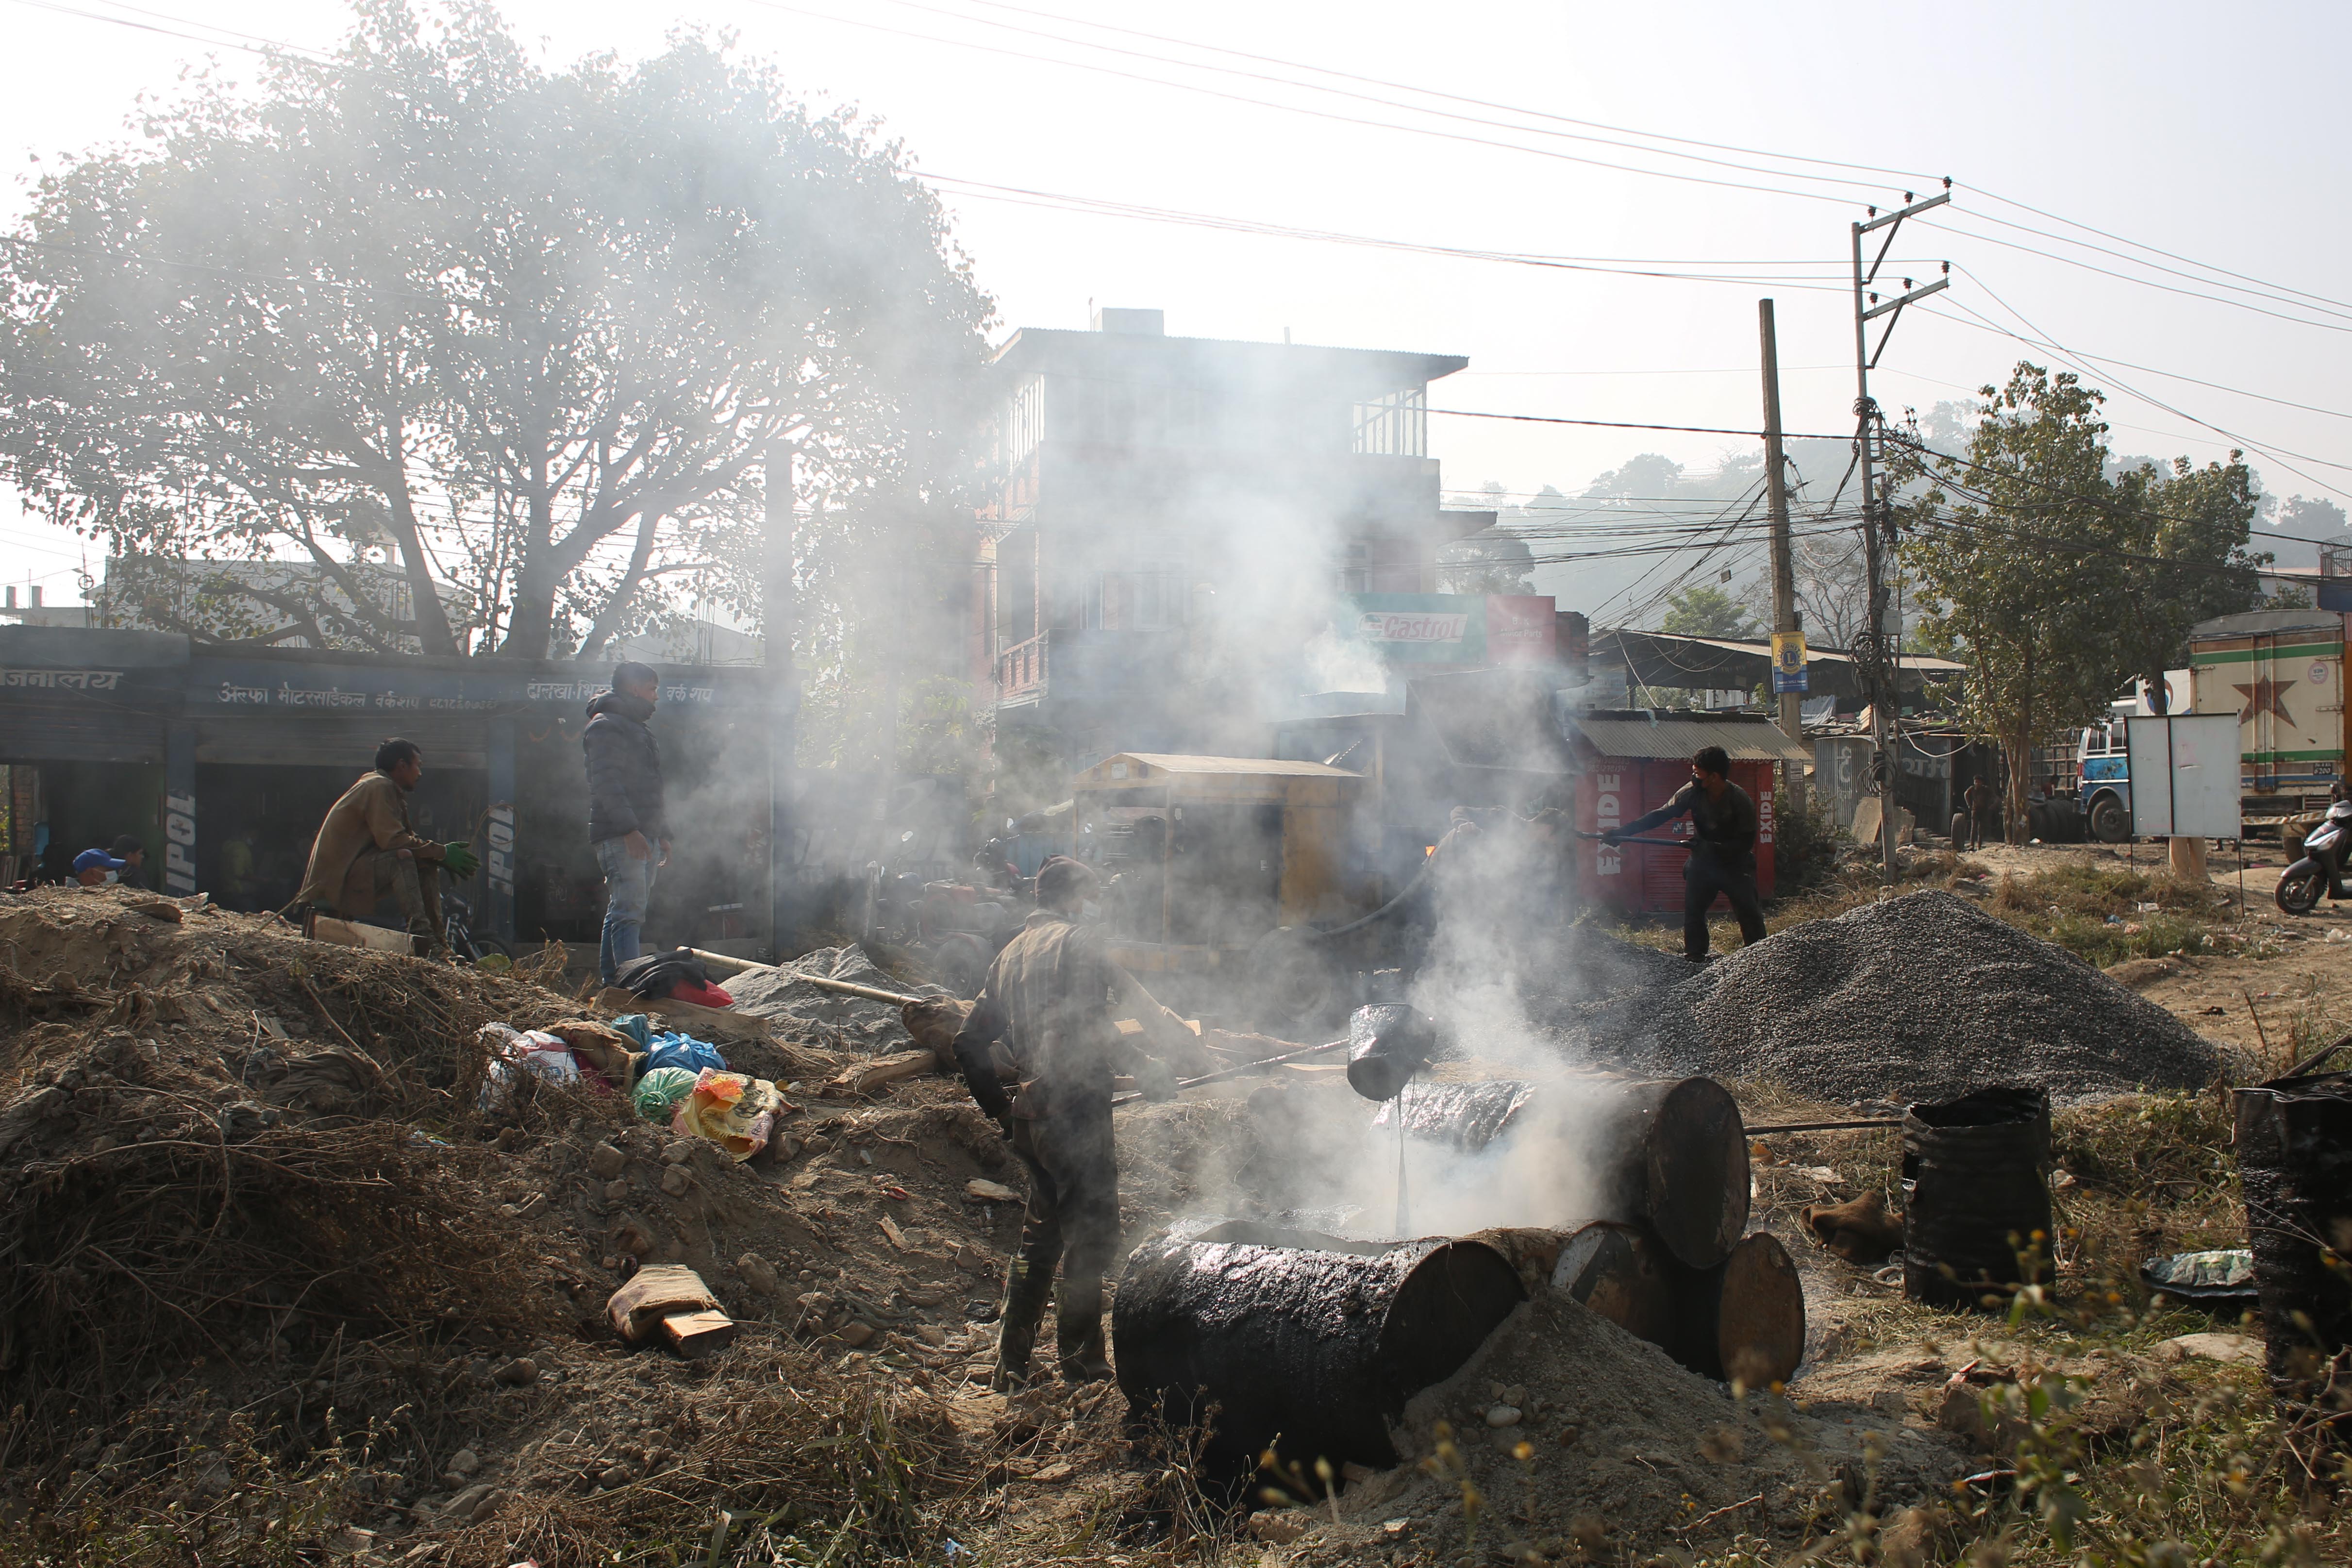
[4,0,2346,618]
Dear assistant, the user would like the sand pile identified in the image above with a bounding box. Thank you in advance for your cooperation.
[1255,1290,1969,1564]
[1627,890,2229,1105]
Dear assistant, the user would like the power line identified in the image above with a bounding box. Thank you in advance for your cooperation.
[931,177,1868,291]
[741,0,1878,207]
[946,0,1938,185]
[1929,274,2352,491]
[1429,408,1850,440]
[1966,184,2349,319]
[1920,217,2352,336]
[871,0,1903,199]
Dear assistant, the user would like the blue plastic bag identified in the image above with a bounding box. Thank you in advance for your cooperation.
[644,1032,727,1075]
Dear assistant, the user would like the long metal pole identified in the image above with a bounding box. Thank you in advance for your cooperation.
[1852,222,1897,879]
[1759,299,1804,812]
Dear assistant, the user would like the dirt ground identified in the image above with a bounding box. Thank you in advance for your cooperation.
[0,870,2330,1567]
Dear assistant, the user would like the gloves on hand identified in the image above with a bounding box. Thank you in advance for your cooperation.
[1136,1058,1180,1103]
[1599,831,1621,847]
[441,842,480,878]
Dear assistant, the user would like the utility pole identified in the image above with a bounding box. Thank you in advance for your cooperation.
[763,443,800,961]
[1758,299,1804,813]
[1849,183,1952,881]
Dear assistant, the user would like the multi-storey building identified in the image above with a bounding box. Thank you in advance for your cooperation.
[973,308,1493,773]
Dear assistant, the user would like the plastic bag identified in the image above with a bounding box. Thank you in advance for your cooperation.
[632,1065,701,1120]
[671,1068,782,1161]
[644,1033,728,1076]
[474,1024,578,1113]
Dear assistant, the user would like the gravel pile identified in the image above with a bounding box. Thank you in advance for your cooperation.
[726,944,941,1056]
[1629,889,2228,1105]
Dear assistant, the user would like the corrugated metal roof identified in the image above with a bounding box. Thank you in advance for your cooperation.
[2189,609,2343,640]
[1566,715,1812,763]
[1084,752,1362,778]
[1611,629,1968,673]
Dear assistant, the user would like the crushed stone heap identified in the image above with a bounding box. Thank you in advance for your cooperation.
[724,944,941,1056]
[1629,889,2228,1105]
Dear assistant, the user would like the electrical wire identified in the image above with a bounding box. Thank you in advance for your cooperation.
[737,0,1881,208]
[1924,276,2352,492]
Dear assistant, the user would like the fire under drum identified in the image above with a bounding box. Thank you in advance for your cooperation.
[1375,1075,1751,1268]
[1111,1223,1525,1476]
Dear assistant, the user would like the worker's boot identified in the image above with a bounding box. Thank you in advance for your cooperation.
[991,1258,1054,1392]
[1054,1274,1111,1385]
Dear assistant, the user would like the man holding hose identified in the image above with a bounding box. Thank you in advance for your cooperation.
[1603,744,1767,962]
[949,855,1208,1388]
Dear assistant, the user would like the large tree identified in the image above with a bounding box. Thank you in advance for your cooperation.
[0,1,992,659]
[1898,364,2263,834]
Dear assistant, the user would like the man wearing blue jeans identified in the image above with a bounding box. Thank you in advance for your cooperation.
[584,662,671,985]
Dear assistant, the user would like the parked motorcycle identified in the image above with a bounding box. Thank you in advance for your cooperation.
[2275,799,2352,914]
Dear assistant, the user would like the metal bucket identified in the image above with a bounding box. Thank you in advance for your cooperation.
[1901,1085,2052,1310]
[1112,1223,1525,1475]
[2235,1071,2352,1440]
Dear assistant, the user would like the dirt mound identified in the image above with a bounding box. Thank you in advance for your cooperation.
[1255,1289,1969,1563]
[1628,890,2229,1105]
[0,885,1277,1566]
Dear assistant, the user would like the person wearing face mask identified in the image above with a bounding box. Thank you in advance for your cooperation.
[1602,744,1767,962]
[947,854,1207,1389]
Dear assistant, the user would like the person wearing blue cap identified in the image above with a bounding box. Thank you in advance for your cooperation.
[71,835,146,887]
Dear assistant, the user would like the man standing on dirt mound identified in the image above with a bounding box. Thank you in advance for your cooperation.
[584,662,671,987]
[948,855,1208,1388]
[1603,744,1767,962]
[295,739,477,957]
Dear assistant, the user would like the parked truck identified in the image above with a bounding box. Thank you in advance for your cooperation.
[2187,608,2347,834]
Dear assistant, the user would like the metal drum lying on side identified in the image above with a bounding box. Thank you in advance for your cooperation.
[1112,1223,1525,1475]
[1375,1074,1751,1268]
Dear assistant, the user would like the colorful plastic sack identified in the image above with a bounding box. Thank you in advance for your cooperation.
[633,1065,700,1121]
[670,1068,782,1161]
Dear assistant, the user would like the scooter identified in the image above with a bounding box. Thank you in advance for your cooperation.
[2275,800,2352,915]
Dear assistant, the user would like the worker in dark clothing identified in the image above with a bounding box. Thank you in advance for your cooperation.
[1604,745,1767,962]
[584,662,670,986]
[949,855,1209,1389]
[1962,776,1996,850]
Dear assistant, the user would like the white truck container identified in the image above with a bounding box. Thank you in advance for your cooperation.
[2186,608,2346,822]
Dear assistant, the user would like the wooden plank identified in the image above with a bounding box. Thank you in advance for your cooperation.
[828,1049,934,1096]
[310,916,414,954]
[658,1309,738,1359]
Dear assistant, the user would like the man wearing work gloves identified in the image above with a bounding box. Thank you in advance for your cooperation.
[1603,744,1767,962]
[950,855,1210,1388]
[295,739,477,956]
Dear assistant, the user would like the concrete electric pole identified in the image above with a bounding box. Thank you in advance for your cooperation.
[1848,185,1951,881]
[1758,299,1804,813]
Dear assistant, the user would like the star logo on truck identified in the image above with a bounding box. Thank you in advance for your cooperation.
[2233,677,2294,725]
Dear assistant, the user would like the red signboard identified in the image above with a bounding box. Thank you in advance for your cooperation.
[1484,596,1558,665]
